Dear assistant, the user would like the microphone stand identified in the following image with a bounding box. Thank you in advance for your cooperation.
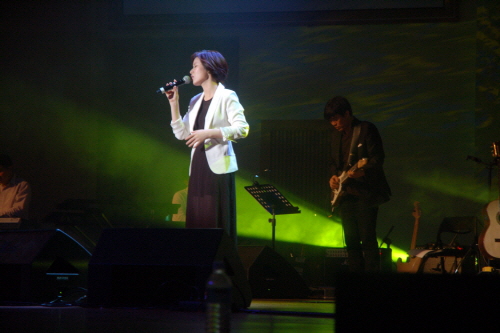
[466,155,496,200]
[379,226,394,249]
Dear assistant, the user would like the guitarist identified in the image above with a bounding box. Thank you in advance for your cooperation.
[324,96,391,273]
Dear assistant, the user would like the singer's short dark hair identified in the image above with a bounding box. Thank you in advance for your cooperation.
[324,96,352,120]
[191,50,228,83]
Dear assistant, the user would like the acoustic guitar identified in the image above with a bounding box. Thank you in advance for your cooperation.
[396,201,423,273]
[478,141,500,259]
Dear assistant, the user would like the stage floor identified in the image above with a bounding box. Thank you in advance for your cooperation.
[0,298,335,333]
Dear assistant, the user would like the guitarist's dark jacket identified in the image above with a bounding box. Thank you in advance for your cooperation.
[330,117,392,207]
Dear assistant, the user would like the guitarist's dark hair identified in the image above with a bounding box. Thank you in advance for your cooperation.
[0,154,13,168]
[324,96,352,120]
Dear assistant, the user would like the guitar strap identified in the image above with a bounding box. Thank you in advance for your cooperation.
[347,124,361,167]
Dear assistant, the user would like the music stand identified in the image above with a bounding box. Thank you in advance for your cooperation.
[245,183,300,250]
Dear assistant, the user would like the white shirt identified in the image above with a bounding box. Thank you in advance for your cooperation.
[171,83,249,175]
[0,175,31,220]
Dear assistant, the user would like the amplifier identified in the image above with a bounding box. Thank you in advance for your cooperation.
[325,248,348,258]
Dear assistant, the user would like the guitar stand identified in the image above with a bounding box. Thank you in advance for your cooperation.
[451,220,489,274]
[245,183,300,250]
[452,242,481,274]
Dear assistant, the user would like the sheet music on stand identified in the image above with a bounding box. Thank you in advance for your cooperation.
[245,184,300,215]
[245,183,300,249]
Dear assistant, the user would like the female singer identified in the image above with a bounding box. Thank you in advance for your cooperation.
[166,50,249,244]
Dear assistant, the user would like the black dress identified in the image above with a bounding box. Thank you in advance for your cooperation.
[185,98,237,244]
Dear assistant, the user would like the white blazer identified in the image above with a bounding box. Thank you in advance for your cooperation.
[171,83,249,175]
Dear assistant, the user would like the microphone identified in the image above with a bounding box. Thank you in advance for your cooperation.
[156,75,191,94]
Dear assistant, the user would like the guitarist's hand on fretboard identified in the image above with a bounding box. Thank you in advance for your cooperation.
[330,158,369,210]
[329,175,340,190]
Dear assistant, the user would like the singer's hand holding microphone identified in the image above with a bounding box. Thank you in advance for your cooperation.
[157,75,191,102]
[160,75,205,147]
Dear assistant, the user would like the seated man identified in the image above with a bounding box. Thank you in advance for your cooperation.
[0,154,31,222]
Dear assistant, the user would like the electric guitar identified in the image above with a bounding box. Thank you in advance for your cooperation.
[330,158,368,211]
[478,141,500,259]
[396,202,423,273]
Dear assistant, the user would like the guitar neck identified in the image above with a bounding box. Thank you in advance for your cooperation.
[497,159,500,201]
[409,202,421,250]
[410,217,419,250]
[494,141,500,200]
[339,159,366,184]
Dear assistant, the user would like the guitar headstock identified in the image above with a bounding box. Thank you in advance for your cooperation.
[357,158,368,169]
[412,201,421,219]
[492,141,500,158]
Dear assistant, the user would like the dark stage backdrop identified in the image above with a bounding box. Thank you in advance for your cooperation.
[1,1,498,259]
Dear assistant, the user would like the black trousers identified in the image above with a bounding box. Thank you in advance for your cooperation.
[338,195,380,272]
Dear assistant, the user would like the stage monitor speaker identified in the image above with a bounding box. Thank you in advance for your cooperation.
[0,229,91,303]
[87,228,252,309]
[237,245,310,298]
[335,272,500,332]
[305,247,393,287]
